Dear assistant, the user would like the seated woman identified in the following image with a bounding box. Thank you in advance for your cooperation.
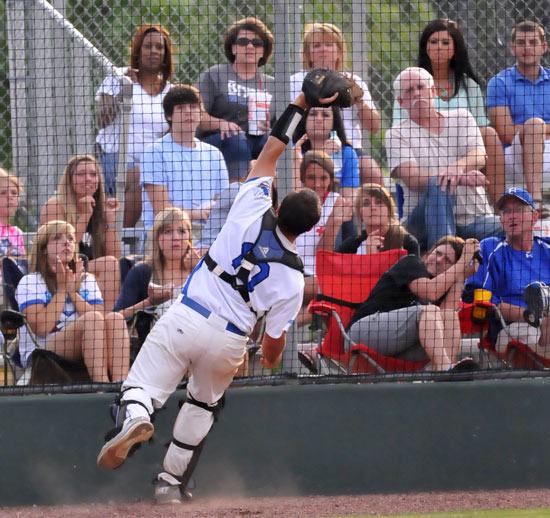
[392,19,505,205]
[0,167,25,259]
[338,183,419,257]
[114,207,200,322]
[294,151,352,326]
[16,220,130,382]
[293,105,359,203]
[196,17,275,179]
[41,155,122,312]
[290,22,382,185]
[347,236,479,370]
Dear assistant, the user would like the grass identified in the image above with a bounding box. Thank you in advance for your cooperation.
[323,509,550,518]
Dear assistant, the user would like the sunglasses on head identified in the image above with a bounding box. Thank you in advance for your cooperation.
[235,37,264,48]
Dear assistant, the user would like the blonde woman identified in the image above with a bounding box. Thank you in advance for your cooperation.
[114,208,200,320]
[338,183,419,256]
[290,22,382,185]
[41,155,121,312]
[15,220,130,382]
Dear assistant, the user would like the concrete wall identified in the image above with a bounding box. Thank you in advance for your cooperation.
[2,378,550,506]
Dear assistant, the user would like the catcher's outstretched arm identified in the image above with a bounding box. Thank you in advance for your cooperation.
[246,93,309,182]
[246,91,338,182]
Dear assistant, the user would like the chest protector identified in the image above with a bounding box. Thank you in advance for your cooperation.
[203,209,304,313]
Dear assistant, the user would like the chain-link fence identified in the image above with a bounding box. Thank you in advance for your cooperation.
[2,0,550,391]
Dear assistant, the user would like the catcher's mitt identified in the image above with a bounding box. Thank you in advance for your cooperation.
[302,68,363,108]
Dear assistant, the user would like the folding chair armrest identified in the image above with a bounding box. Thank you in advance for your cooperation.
[308,299,340,317]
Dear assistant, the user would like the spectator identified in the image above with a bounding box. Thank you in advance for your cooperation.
[387,67,502,251]
[393,19,505,205]
[292,105,360,201]
[0,168,25,258]
[95,24,173,227]
[15,220,130,382]
[140,84,229,239]
[294,151,352,327]
[464,187,550,356]
[41,155,122,312]
[487,20,550,210]
[347,236,480,370]
[115,208,200,321]
[338,183,419,256]
[295,151,352,278]
[290,22,382,185]
[196,17,275,179]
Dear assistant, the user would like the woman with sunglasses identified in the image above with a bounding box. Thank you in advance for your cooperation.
[393,19,505,205]
[196,17,275,179]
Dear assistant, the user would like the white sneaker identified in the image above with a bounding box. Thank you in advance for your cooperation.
[97,416,154,470]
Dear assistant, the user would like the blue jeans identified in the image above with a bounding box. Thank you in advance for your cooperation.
[99,152,118,197]
[201,131,268,180]
[406,177,503,251]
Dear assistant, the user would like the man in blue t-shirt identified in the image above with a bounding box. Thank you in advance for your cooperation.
[487,20,550,207]
[140,84,229,233]
[464,187,550,355]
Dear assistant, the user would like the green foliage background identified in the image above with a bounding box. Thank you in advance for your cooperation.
[0,0,439,172]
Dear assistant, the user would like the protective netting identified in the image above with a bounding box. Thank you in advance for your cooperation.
[1,0,550,390]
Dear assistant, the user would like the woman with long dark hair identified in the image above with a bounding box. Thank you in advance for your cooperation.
[393,19,505,205]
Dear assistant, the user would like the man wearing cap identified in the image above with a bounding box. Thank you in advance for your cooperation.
[464,187,550,354]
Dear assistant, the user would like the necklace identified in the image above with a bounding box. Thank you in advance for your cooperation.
[436,80,453,98]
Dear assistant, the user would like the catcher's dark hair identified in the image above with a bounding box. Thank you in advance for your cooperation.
[292,105,350,149]
[277,189,321,237]
[224,17,274,67]
[418,19,481,98]
[163,84,202,127]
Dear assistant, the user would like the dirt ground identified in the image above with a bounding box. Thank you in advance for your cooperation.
[3,488,550,518]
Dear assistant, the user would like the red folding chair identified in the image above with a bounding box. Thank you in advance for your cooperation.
[305,249,430,375]
[459,300,550,370]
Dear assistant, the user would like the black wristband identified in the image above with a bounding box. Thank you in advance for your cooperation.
[270,104,305,145]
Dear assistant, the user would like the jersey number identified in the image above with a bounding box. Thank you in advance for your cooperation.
[232,243,270,292]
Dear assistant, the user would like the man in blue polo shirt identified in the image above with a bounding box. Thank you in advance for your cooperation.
[464,187,550,355]
[487,20,550,207]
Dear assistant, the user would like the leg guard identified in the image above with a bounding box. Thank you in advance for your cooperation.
[161,393,226,498]
[270,104,305,145]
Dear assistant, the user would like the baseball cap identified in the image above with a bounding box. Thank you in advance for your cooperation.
[496,187,536,210]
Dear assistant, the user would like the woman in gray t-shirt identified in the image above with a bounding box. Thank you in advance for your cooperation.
[196,17,275,180]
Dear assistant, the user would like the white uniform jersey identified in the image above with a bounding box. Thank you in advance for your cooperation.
[184,176,305,339]
[16,273,103,365]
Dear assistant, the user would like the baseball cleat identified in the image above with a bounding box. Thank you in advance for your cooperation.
[97,416,154,470]
[523,282,550,328]
[154,478,193,505]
